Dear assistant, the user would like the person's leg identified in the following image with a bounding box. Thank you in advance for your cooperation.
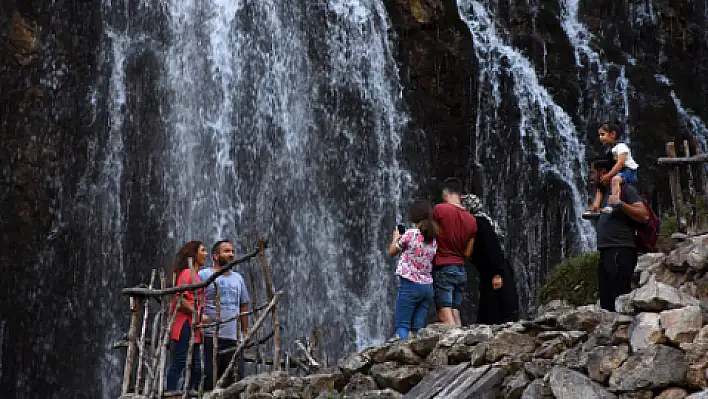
[611,247,638,302]
[433,266,457,325]
[452,265,467,326]
[394,277,416,339]
[597,249,615,311]
[611,174,624,197]
[216,338,239,386]
[166,323,191,390]
[202,337,215,390]
[411,283,433,334]
[189,343,202,390]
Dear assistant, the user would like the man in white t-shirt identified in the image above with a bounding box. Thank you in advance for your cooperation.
[199,240,250,390]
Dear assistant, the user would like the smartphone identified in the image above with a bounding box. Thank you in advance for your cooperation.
[397,224,406,235]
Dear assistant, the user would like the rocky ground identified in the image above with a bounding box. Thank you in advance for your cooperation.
[209,235,708,398]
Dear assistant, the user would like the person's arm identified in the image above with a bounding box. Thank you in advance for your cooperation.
[388,227,405,257]
[239,278,251,339]
[608,189,649,223]
[464,236,475,258]
[239,303,249,338]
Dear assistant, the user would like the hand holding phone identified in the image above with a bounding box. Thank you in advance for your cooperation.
[397,224,406,235]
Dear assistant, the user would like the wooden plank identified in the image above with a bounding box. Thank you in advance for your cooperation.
[657,153,708,164]
[122,297,141,395]
[666,142,684,232]
[403,362,470,398]
[684,140,697,232]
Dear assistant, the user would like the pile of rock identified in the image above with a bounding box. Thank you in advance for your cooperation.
[212,237,708,399]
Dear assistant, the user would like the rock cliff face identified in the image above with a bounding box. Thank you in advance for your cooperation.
[213,236,708,398]
[2,0,708,397]
[384,0,708,313]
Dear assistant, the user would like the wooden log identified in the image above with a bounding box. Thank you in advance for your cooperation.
[693,137,708,198]
[144,270,166,396]
[158,292,184,399]
[212,283,220,389]
[218,330,275,355]
[216,290,284,389]
[259,238,280,371]
[135,270,156,393]
[684,140,698,232]
[122,249,261,297]
[195,302,269,328]
[666,142,684,231]
[295,340,320,369]
[122,296,141,395]
[182,258,199,399]
[657,153,708,164]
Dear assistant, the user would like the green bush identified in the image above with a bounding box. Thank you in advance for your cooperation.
[539,251,600,306]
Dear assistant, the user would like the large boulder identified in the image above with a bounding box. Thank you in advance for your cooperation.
[660,306,704,345]
[485,330,537,362]
[549,366,617,398]
[631,276,699,312]
[679,343,708,388]
[608,345,687,392]
[628,312,666,351]
[369,362,426,394]
[586,345,630,384]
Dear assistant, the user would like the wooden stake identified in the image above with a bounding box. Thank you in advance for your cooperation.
[182,258,199,399]
[684,140,697,232]
[667,142,684,231]
[212,283,221,389]
[144,269,166,396]
[135,270,156,393]
[693,137,708,198]
[158,292,184,399]
[259,238,280,371]
[122,296,141,395]
[216,290,284,389]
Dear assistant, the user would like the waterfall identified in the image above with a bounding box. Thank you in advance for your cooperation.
[456,0,595,312]
[10,1,412,397]
[559,0,633,132]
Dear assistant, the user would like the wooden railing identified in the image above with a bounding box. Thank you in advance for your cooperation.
[657,139,708,234]
[116,238,319,399]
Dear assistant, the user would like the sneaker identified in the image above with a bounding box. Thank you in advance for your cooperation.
[387,334,401,343]
[582,211,601,220]
[600,206,615,214]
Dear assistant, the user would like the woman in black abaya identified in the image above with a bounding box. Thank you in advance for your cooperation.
[462,194,520,324]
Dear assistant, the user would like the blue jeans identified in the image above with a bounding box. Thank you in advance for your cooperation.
[432,264,467,309]
[617,168,638,185]
[394,277,433,339]
[166,322,202,391]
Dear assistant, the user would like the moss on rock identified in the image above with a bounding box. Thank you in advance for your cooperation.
[539,252,600,306]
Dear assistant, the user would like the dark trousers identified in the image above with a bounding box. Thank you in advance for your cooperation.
[203,337,245,390]
[166,322,202,391]
[598,247,637,311]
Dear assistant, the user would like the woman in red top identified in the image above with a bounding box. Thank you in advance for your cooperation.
[166,240,210,391]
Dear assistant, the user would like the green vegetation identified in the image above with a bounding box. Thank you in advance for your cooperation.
[658,195,708,253]
[539,251,600,306]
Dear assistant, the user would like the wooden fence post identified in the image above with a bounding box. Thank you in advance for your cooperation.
[666,142,684,231]
[683,140,697,232]
[121,296,141,395]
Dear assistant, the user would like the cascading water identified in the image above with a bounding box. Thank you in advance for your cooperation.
[559,0,632,132]
[4,1,412,397]
[456,0,595,313]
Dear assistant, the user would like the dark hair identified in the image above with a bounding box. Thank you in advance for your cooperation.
[591,157,614,172]
[599,120,623,140]
[408,200,437,243]
[441,177,464,196]
[170,240,203,285]
[211,239,231,255]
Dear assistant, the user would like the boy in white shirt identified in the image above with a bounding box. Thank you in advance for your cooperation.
[586,121,639,215]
